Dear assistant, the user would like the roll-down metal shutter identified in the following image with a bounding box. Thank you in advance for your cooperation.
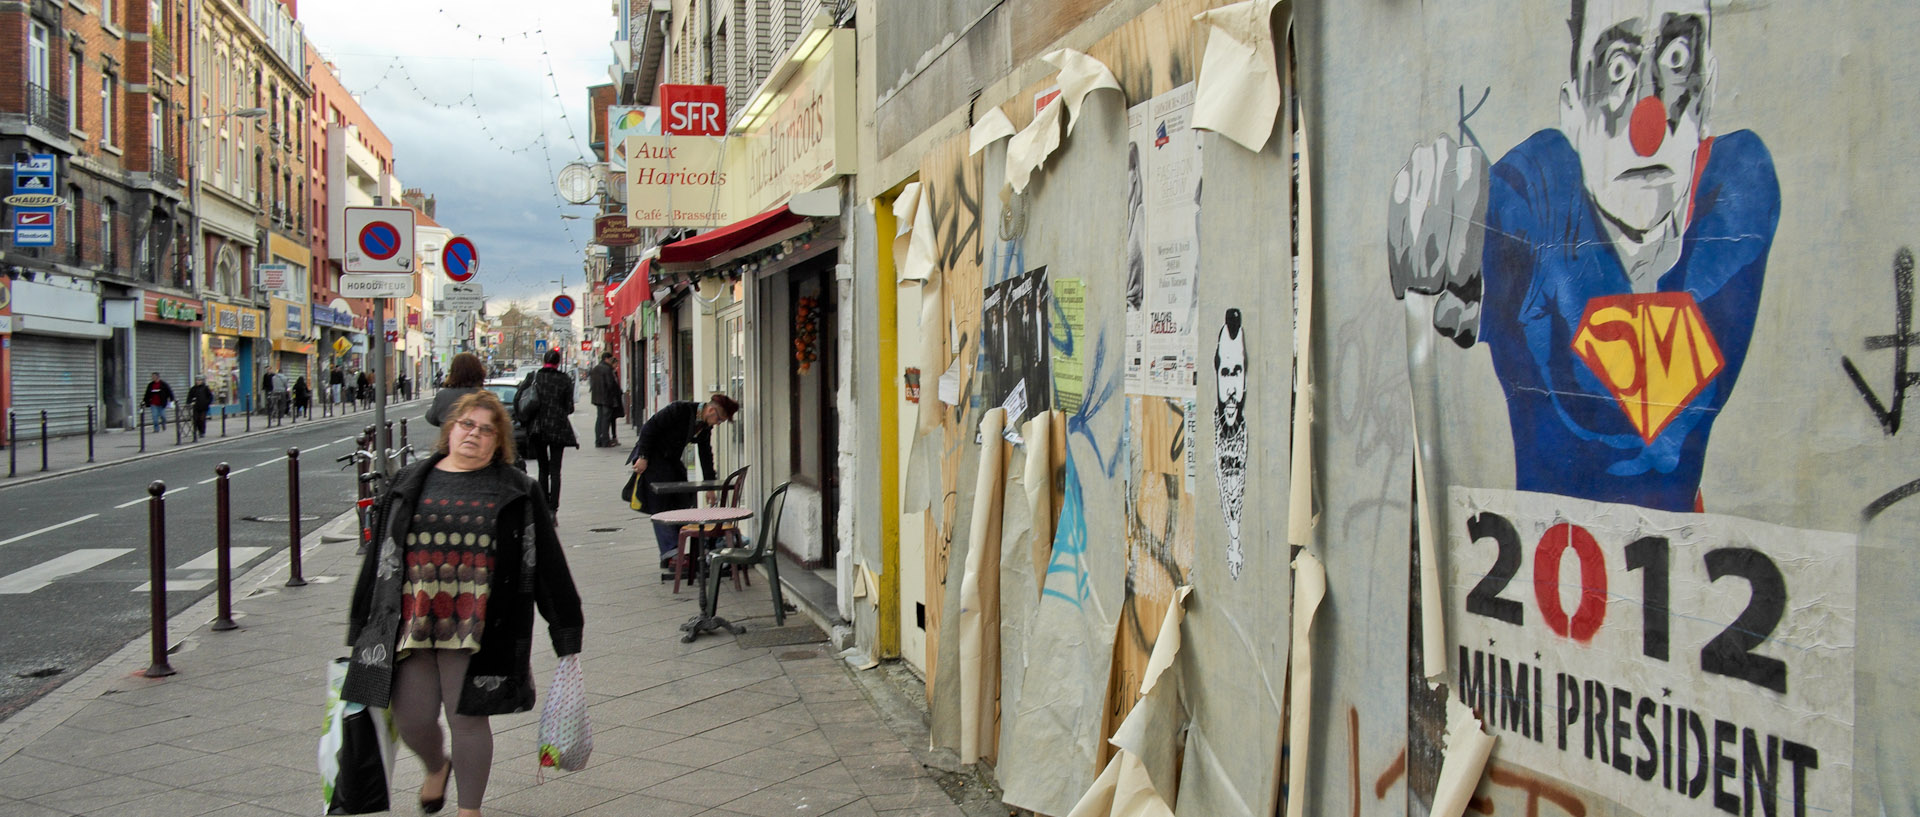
[278,352,308,383]
[134,325,195,402]
[11,335,100,435]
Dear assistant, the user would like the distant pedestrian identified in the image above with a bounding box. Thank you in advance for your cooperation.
[292,376,312,418]
[356,371,372,408]
[627,393,740,563]
[328,367,346,405]
[187,376,214,437]
[395,373,412,401]
[521,350,579,515]
[588,353,623,447]
[341,389,583,817]
[261,368,277,415]
[142,372,175,432]
[270,370,290,417]
[425,353,486,427]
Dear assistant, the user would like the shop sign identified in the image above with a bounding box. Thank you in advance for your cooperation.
[735,31,854,215]
[287,305,303,334]
[143,292,205,325]
[208,302,265,337]
[593,214,641,247]
[624,135,738,227]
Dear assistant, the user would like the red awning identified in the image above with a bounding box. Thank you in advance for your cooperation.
[606,258,652,324]
[657,207,805,265]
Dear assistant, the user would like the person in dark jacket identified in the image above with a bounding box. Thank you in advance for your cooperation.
[425,352,487,427]
[342,390,582,816]
[587,353,623,448]
[186,376,215,437]
[142,372,175,432]
[356,370,373,407]
[627,392,740,561]
[328,366,346,405]
[292,376,311,418]
[521,349,579,514]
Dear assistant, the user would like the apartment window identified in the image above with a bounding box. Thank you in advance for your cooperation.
[100,71,117,147]
[29,23,50,89]
[101,197,117,270]
[103,0,117,27]
[65,185,82,263]
[67,50,80,130]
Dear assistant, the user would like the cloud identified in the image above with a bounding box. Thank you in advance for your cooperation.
[301,2,613,305]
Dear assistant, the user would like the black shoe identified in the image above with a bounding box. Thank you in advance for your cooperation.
[419,761,451,814]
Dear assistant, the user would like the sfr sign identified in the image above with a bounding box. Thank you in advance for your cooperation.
[661,84,727,135]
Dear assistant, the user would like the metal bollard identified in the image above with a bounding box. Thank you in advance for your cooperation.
[221,405,227,437]
[143,481,176,677]
[399,419,409,465]
[245,396,251,433]
[87,405,95,462]
[211,463,238,631]
[139,408,147,452]
[39,410,48,472]
[8,411,15,476]
[286,448,306,587]
[174,403,183,445]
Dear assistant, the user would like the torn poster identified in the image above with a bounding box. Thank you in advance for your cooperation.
[1124,83,1203,399]
[979,266,1053,437]
[1445,487,1854,817]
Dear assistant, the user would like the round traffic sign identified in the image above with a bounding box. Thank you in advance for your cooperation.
[552,295,576,317]
[442,237,478,282]
[359,222,402,260]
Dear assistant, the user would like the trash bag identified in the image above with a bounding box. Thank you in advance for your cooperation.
[536,654,592,779]
[319,658,398,814]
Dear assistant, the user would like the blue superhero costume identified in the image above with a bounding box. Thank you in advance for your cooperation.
[1479,129,1779,512]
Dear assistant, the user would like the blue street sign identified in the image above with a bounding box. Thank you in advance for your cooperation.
[13,154,54,196]
[535,339,549,353]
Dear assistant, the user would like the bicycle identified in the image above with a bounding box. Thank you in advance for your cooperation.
[337,437,414,554]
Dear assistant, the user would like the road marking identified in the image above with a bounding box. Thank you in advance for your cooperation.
[231,467,252,476]
[164,486,190,497]
[0,514,102,546]
[114,498,146,509]
[0,549,131,594]
[306,442,333,451]
[133,547,269,591]
[333,436,356,444]
[198,476,219,485]
[254,459,282,468]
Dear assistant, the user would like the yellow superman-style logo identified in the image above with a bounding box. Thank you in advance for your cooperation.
[1571,293,1726,444]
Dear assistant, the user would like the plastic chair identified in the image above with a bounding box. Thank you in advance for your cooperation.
[666,465,752,593]
[705,482,791,626]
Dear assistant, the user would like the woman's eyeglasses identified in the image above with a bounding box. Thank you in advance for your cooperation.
[455,418,498,438]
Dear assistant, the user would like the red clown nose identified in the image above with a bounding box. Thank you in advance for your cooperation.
[1629,96,1667,157]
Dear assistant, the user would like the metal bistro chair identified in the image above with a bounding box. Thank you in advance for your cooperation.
[704,481,791,626]
[669,465,752,594]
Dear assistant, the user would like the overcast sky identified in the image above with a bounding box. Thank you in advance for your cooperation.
[299,2,615,328]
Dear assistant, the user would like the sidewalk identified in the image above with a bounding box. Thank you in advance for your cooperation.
[0,398,417,488]
[0,407,999,817]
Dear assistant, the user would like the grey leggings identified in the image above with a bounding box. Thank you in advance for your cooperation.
[392,649,492,810]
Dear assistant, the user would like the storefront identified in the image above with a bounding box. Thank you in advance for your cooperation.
[135,292,202,404]
[203,301,266,411]
[8,277,107,436]
[269,297,313,383]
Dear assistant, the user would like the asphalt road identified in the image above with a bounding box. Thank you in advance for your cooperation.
[0,404,433,719]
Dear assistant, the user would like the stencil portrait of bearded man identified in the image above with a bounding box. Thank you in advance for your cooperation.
[1214,309,1248,578]
[1387,0,1779,512]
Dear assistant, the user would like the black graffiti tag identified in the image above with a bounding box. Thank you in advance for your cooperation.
[1840,248,1920,520]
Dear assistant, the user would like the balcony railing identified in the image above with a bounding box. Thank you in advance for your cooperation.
[151,34,174,73]
[26,83,69,134]
[148,147,181,189]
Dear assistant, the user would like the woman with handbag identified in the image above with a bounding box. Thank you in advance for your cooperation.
[425,353,488,427]
[341,390,584,816]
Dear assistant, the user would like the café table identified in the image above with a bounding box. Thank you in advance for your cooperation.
[649,478,730,502]
[650,506,755,642]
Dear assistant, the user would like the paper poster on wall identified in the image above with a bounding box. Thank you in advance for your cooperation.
[1050,277,1086,415]
[1124,83,1203,399]
[1445,487,1854,817]
[979,267,1053,441]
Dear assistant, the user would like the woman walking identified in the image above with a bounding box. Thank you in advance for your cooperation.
[521,349,579,515]
[425,352,488,427]
[341,390,584,816]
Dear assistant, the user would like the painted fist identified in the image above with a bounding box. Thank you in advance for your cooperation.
[1388,135,1489,348]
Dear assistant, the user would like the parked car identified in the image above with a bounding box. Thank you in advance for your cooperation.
[483,377,522,421]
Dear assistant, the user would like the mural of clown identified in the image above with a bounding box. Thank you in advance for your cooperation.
[1388,0,1779,512]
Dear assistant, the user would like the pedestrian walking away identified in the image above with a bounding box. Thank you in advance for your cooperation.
[187,376,215,436]
[342,389,584,817]
[357,371,373,408]
[329,366,346,405]
[292,375,312,418]
[627,392,739,565]
[521,349,579,515]
[142,372,175,432]
[588,352,624,447]
[425,352,488,427]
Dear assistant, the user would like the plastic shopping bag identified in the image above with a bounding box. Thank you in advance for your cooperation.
[536,654,593,778]
[319,657,398,814]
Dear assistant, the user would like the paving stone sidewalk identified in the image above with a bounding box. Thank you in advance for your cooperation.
[0,412,998,817]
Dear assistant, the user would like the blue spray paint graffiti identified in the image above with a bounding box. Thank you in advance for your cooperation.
[1041,328,1125,609]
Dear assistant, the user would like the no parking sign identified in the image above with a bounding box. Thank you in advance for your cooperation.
[344,206,416,274]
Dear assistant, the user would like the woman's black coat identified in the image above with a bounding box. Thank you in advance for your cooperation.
[625,400,715,514]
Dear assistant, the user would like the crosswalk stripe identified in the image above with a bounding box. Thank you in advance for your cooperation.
[0,549,132,594]
[131,547,271,592]
[0,514,101,546]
